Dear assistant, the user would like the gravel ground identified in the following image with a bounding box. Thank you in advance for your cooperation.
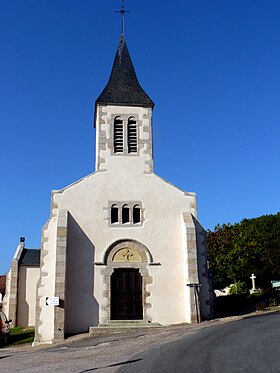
[0,309,279,373]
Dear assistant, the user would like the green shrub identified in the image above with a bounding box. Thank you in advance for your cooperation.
[269,298,278,307]
[229,281,247,295]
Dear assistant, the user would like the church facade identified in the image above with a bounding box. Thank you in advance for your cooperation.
[5,36,213,345]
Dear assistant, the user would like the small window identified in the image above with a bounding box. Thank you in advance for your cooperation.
[127,118,137,153]
[122,204,130,224]
[114,117,124,153]
[133,205,141,224]
[109,202,143,226]
[111,204,119,224]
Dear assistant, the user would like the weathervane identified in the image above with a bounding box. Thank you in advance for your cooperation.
[116,0,129,36]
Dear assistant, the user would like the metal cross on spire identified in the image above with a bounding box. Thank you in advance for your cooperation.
[116,0,129,36]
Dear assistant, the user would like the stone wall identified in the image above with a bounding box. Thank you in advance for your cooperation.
[3,241,24,327]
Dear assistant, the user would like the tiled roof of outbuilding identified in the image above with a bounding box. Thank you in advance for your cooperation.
[95,36,154,109]
[19,249,40,266]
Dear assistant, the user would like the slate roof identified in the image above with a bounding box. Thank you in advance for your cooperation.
[95,36,154,109]
[19,249,40,266]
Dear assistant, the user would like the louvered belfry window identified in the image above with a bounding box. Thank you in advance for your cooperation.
[114,117,124,153]
[127,118,137,153]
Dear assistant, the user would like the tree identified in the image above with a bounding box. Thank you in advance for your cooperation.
[207,213,280,289]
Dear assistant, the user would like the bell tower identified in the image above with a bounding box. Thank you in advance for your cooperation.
[94,36,155,175]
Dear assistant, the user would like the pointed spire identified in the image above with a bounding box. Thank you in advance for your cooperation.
[95,36,154,109]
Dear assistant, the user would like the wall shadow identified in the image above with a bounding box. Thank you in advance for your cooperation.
[65,214,99,334]
[17,267,29,327]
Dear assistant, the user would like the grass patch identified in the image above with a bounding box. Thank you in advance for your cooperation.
[6,326,35,347]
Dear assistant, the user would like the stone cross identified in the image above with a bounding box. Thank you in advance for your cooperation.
[250,273,256,291]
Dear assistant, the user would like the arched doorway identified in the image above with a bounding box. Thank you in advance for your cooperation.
[111,268,143,320]
[98,240,154,324]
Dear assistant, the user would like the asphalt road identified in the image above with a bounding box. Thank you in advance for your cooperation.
[0,312,279,372]
[118,312,280,373]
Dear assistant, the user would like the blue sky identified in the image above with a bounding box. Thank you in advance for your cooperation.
[1,0,279,274]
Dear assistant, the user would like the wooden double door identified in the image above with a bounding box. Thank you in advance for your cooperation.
[111,268,143,320]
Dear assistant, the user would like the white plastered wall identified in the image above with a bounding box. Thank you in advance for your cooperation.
[52,169,197,326]
[34,216,58,344]
[2,269,11,315]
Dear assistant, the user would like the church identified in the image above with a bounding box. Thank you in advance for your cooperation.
[4,34,213,345]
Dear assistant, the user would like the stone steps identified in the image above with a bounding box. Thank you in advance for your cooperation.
[89,320,161,335]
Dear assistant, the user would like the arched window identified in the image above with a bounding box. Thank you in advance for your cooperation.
[109,202,143,226]
[127,118,137,153]
[111,204,119,224]
[114,117,124,153]
[122,204,130,224]
[133,204,141,224]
